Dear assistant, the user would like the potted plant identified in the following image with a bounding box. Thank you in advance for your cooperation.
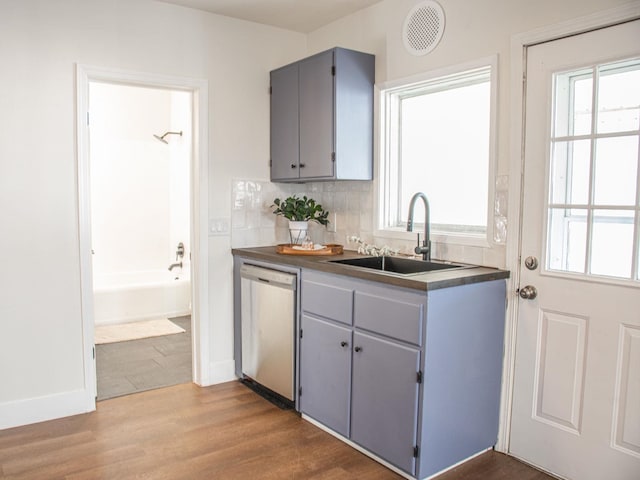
[272,195,329,244]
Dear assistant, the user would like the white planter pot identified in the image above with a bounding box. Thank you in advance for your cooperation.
[288,221,309,245]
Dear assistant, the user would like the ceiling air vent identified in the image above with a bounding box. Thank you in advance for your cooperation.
[402,1,445,56]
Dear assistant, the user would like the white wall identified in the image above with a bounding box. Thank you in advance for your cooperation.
[0,0,305,428]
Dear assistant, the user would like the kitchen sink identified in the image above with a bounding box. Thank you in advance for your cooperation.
[329,256,468,275]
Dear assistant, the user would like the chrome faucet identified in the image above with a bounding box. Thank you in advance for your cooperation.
[407,192,431,261]
[168,261,183,271]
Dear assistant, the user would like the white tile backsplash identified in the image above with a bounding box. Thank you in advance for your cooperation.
[231,178,507,268]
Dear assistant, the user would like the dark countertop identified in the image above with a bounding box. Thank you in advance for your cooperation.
[232,246,510,291]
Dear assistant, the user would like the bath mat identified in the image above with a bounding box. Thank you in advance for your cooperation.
[95,319,185,344]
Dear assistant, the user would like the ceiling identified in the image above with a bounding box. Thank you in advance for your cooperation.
[155,0,385,33]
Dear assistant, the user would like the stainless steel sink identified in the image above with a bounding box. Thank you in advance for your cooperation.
[329,256,468,275]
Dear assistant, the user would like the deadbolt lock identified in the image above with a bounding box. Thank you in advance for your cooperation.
[524,256,538,270]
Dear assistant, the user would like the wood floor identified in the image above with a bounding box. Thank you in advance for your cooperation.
[96,316,192,400]
[0,382,556,480]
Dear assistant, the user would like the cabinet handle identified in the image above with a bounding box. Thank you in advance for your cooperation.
[290,164,297,169]
[299,163,305,168]
[354,346,362,353]
[340,341,348,347]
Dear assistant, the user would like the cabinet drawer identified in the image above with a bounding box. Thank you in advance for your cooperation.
[354,292,423,346]
[302,279,353,325]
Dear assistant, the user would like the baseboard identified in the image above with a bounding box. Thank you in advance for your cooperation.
[95,310,192,326]
[302,414,414,480]
[0,388,92,430]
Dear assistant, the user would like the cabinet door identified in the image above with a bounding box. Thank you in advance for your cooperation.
[299,314,352,437]
[270,63,299,181]
[299,50,334,179]
[351,331,420,475]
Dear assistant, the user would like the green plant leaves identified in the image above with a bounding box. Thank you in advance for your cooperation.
[272,195,330,226]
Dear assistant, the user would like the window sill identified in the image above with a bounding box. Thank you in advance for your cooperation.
[374,227,492,248]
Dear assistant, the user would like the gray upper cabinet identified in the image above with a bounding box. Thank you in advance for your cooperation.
[270,47,375,182]
[269,63,299,181]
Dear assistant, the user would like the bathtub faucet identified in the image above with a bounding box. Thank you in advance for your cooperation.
[168,262,183,271]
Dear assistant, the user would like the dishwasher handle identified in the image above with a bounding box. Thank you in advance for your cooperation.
[240,264,297,290]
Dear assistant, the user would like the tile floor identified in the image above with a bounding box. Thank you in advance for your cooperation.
[96,315,192,401]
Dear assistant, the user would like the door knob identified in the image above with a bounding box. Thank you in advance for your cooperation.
[354,346,362,352]
[340,341,348,348]
[519,285,538,300]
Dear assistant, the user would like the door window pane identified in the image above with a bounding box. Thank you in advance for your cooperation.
[590,210,634,278]
[597,61,640,134]
[553,69,593,137]
[548,208,587,273]
[593,136,638,205]
[550,140,590,205]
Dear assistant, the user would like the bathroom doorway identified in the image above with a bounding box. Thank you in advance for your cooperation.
[89,82,193,400]
[76,66,210,408]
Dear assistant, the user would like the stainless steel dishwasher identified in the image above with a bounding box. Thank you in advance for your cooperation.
[240,264,296,402]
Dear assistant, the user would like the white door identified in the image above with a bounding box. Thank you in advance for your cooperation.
[510,20,640,480]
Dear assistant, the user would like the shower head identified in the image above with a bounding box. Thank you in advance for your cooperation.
[153,130,183,144]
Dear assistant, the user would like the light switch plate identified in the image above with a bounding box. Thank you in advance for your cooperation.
[209,217,230,236]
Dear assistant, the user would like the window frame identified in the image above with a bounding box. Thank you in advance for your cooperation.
[374,55,499,248]
[543,58,640,284]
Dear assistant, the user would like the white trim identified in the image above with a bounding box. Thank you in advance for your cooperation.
[303,414,491,480]
[373,227,491,248]
[75,65,211,409]
[499,1,640,453]
[377,54,498,91]
[0,389,89,430]
[302,414,414,480]
[208,360,237,385]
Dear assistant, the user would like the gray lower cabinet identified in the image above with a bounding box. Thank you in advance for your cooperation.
[351,331,421,474]
[299,269,506,480]
[299,314,351,437]
[300,270,425,476]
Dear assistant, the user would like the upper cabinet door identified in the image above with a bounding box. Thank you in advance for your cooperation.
[270,63,299,181]
[299,50,335,179]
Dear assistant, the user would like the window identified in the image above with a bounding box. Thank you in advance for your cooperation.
[546,58,640,281]
[377,57,497,245]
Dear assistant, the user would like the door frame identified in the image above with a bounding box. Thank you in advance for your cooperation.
[499,3,640,453]
[76,64,210,410]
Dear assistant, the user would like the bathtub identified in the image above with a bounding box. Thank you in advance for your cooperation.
[93,270,191,325]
